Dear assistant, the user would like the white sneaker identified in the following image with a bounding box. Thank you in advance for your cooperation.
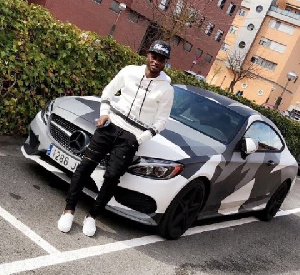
[83,216,96,237]
[57,213,74,233]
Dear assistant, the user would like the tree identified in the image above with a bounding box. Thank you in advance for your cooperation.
[147,0,204,39]
[138,0,207,54]
[222,50,264,93]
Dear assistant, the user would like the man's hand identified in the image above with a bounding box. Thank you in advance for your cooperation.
[97,115,110,128]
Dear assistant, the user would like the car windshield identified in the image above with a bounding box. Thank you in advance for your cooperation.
[170,87,246,144]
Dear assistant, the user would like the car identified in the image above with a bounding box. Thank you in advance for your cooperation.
[22,84,298,239]
[262,103,275,110]
[184,70,206,82]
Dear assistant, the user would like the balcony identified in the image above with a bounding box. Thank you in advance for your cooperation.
[269,5,300,20]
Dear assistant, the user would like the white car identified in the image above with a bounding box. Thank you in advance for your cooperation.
[184,70,206,82]
[22,85,298,239]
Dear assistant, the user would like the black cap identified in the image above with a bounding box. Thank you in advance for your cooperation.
[148,40,171,59]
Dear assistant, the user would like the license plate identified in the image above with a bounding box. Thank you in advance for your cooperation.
[46,144,79,172]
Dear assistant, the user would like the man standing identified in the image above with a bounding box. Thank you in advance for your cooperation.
[58,40,174,236]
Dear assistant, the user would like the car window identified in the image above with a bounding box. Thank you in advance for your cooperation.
[171,87,246,144]
[244,122,283,151]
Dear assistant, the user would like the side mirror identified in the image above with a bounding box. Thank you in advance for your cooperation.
[241,137,258,159]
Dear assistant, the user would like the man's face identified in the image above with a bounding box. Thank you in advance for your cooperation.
[146,52,167,74]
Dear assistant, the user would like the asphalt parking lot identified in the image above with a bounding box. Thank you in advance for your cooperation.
[0,136,300,275]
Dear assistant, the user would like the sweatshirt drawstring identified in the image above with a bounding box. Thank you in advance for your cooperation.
[138,80,153,117]
[127,75,144,119]
[127,75,153,119]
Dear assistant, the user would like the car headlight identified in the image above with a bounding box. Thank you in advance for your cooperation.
[41,100,54,125]
[128,157,184,180]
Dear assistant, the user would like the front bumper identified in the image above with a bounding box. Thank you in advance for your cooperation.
[22,111,188,226]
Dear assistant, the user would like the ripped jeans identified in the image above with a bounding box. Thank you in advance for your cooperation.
[65,123,139,217]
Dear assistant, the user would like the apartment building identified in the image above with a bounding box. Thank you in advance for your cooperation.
[207,0,300,114]
[27,0,242,76]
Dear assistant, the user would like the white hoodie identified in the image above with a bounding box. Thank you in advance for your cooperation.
[100,65,174,144]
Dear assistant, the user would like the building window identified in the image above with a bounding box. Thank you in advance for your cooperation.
[259,37,286,53]
[256,5,263,13]
[174,0,184,15]
[215,29,224,41]
[93,0,102,3]
[238,8,246,16]
[221,43,230,51]
[257,90,264,96]
[251,56,277,71]
[269,20,295,35]
[159,0,170,11]
[195,48,203,57]
[205,54,213,63]
[128,11,140,23]
[198,16,205,28]
[259,37,270,47]
[171,35,181,46]
[226,3,236,15]
[205,22,215,35]
[274,21,281,29]
[217,0,226,9]
[188,7,197,23]
[183,41,192,52]
[247,23,255,31]
[110,0,122,13]
[239,41,246,48]
[229,25,238,34]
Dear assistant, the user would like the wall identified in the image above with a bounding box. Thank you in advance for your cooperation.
[27,0,241,75]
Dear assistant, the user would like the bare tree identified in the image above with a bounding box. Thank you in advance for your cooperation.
[140,0,207,43]
[221,50,264,93]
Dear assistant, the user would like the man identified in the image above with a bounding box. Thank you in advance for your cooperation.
[58,40,174,237]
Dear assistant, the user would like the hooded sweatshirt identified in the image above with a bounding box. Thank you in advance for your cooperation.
[100,64,174,144]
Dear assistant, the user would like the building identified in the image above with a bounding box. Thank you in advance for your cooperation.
[27,0,242,76]
[207,0,300,113]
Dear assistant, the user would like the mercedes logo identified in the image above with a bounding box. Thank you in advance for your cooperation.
[69,131,90,154]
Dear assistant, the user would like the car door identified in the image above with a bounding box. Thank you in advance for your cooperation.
[216,121,285,214]
[241,121,285,205]
[202,119,285,217]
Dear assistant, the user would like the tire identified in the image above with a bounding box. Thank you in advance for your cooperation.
[157,180,206,240]
[257,181,290,222]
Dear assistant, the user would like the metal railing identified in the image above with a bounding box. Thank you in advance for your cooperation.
[269,5,300,20]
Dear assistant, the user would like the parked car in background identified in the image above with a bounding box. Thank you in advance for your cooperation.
[184,70,206,82]
[22,85,298,239]
[262,103,276,110]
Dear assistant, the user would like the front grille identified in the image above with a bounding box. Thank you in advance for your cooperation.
[114,187,157,214]
[49,114,92,158]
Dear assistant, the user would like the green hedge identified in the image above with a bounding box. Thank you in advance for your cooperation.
[1,0,299,158]
[0,0,144,134]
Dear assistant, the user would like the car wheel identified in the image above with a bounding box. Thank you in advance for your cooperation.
[257,181,290,222]
[157,180,206,240]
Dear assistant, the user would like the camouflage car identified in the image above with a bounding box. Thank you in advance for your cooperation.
[22,85,298,239]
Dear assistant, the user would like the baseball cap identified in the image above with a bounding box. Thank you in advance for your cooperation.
[148,40,171,59]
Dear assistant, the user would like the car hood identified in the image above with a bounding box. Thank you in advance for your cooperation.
[53,96,226,161]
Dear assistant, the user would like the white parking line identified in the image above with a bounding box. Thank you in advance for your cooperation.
[1,208,300,275]
[0,206,59,254]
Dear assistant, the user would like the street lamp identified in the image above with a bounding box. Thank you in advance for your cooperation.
[109,2,126,37]
[274,71,298,109]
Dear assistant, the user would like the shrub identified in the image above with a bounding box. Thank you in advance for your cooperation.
[1,0,299,157]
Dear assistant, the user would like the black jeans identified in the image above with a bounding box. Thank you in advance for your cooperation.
[65,123,139,217]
